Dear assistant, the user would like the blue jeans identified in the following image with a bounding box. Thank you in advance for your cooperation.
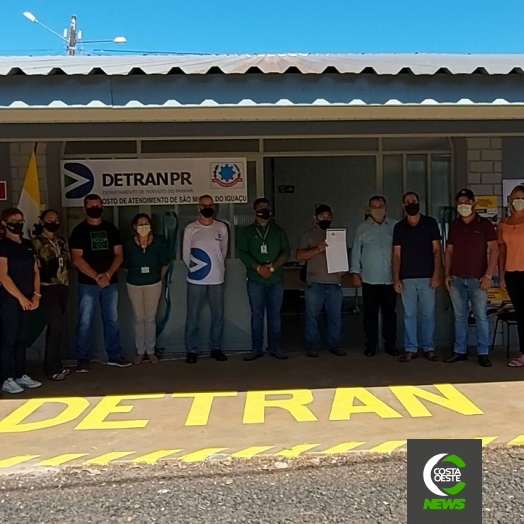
[401,278,435,353]
[76,283,122,362]
[449,277,489,355]
[305,282,343,350]
[185,283,224,355]
[247,280,284,354]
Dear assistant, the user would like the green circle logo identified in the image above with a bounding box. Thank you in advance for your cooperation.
[423,453,466,496]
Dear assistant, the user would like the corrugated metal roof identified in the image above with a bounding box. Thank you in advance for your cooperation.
[2,53,524,76]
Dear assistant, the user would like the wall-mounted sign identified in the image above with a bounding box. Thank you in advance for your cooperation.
[503,179,524,206]
[61,158,248,207]
[476,195,497,223]
[278,185,295,194]
[0,181,6,201]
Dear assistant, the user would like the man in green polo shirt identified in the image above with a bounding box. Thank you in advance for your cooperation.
[239,198,290,361]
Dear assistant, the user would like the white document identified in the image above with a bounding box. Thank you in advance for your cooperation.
[325,228,348,274]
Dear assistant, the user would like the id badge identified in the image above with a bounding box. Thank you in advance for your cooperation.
[141,266,150,274]
[58,257,64,268]
[260,244,268,255]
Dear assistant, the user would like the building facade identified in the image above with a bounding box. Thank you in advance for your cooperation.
[1,54,523,358]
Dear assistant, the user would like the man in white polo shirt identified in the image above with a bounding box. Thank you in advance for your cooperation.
[183,194,229,364]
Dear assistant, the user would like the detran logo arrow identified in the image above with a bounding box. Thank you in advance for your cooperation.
[189,248,212,281]
[63,162,95,200]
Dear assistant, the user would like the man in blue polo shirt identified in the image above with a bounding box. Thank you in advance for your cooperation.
[392,192,442,362]
[351,195,398,357]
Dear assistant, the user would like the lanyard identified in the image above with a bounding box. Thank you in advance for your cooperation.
[46,237,61,258]
[255,224,270,243]
[137,236,150,254]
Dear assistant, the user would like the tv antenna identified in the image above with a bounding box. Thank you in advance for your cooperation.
[23,12,126,55]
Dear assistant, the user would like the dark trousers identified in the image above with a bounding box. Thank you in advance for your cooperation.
[505,271,524,353]
[362,283,397,349]
[41,285,69,376]
[0,293,30,382]
[247,280,284,354]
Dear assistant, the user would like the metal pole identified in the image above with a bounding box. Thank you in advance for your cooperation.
[67,15,77,55]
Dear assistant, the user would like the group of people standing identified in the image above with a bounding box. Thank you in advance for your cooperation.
[243,185,524,369]
[350,185,524,368]
[0,184,523,394]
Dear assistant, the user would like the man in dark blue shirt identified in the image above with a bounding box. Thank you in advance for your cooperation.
[392,192,442,362]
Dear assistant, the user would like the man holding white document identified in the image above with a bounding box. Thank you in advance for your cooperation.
[297,204,347,358]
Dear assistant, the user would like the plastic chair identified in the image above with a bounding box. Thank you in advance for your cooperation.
[490,311,518,359]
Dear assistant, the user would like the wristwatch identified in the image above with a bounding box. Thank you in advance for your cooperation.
[269,266,275,273]
[33,292,42,298]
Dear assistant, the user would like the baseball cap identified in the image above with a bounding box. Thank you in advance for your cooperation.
[315,204,332,216]
[455,188,475,202]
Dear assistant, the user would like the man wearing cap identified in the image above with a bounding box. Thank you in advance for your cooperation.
[444,188,498,367]
[297,204,346,358]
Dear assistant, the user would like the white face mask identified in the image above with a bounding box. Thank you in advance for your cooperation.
[512,198,524,212]
[457,204,473,217]
[136,225,151,237]
[370,208,386,221]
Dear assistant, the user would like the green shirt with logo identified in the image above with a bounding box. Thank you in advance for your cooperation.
[238,221,290,284]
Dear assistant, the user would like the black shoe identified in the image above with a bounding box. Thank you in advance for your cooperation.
[210,349,228,362]
[444,353,467,364]
[329,348,347,357]
[307,349,319,358]
[244,351,263,362]
[478,355,492,368]
[270,350,288,360]
[186,353,198,364]
[107,357,132,368]
[76,361,90,373]
[365,346,376,357]
[385,346,400,357]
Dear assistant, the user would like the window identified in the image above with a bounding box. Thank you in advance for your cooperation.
[234,161,257,257]
[383,153,452,219]
[383,155,404,220]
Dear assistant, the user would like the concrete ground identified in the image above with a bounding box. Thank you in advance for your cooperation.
[0,346,524,472]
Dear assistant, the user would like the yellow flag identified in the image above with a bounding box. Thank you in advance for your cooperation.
[18,147,41,239]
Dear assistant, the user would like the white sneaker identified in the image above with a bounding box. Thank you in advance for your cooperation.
[2,378,24,394]
[15,375,42,389]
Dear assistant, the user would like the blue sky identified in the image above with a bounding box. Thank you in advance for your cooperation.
[1,0,524,55]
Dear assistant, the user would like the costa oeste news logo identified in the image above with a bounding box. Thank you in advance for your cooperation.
[407,439,482,524]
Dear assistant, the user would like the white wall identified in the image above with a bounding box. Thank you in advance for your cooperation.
[467,137,503,214]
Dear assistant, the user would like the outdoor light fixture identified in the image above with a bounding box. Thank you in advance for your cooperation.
[22,11,126,55]
[23,11,37,23]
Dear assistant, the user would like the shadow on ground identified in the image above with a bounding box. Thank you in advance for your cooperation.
[11,306,521,399]
[12,344,521,400]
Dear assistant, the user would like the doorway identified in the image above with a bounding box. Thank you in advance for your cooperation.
[267,155,377,353]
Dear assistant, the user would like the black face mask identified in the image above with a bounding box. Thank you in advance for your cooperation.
[43,222,60,233]
[86,207,103,219]
[256,209,272,221]
[404,203,420,217]
[317,220,332,231]
[6,223,23,236]
[200,207,214,219]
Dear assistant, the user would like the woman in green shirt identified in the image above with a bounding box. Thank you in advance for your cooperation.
[124,213,168,364]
